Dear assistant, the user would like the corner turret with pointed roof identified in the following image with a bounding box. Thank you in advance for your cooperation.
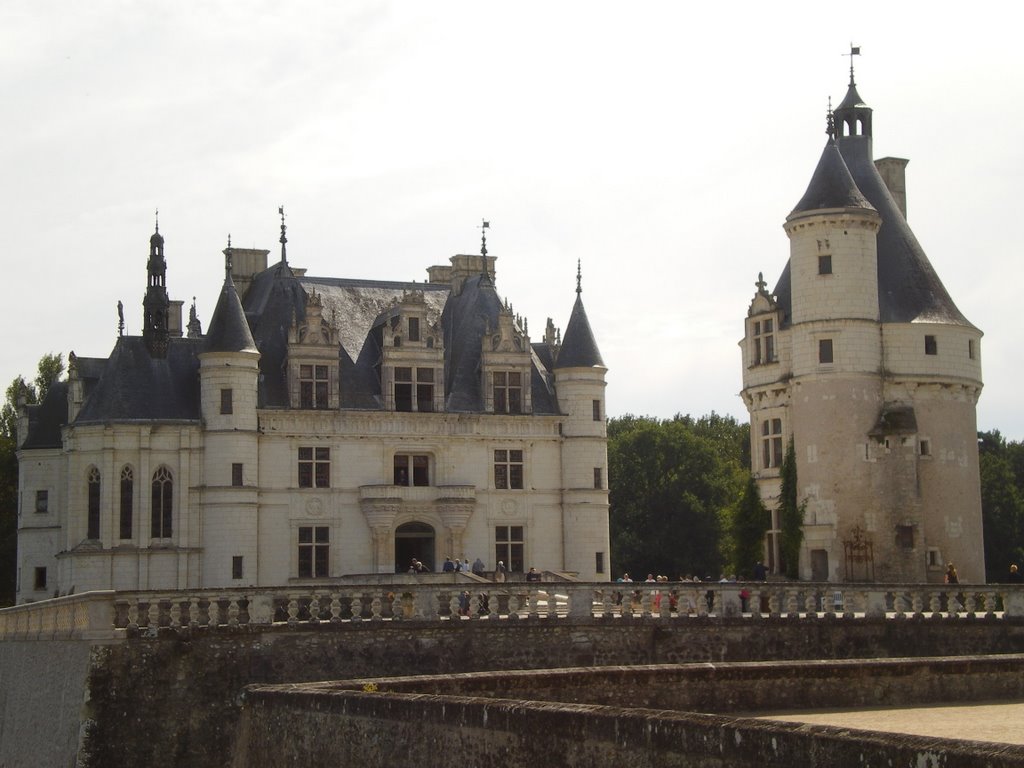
[555,261,604,369]
[204,241,258,354]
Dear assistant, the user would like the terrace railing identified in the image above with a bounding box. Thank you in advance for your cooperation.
[3,581,1023,641]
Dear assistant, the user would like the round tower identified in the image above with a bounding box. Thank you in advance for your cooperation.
[199,245,261,587]
[553,263,610,581]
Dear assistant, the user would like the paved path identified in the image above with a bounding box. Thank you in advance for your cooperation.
[756,701,1024,745]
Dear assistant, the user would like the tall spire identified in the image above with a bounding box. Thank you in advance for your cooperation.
[826,97,835,140]
[575,259,582,295]
[278,205,288,265]
[143,218,170,358]
[479,219,492,284]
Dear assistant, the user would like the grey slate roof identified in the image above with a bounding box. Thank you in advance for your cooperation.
[555,294,604,369]
[74,336,202,423]
[20,381,69,449]
[789,140,875,216]
[774,82,973,328]
[204,273,257,354]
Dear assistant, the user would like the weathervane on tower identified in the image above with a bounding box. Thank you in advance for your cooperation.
[279,205,288,265]
[845,43,861,86]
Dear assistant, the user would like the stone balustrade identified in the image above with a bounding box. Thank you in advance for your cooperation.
[3,581,1023,640]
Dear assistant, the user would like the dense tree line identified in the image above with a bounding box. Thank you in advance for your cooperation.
[607,413,763,580]
[978,430,1024,582]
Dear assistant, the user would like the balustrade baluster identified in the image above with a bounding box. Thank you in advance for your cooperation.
[169,600,181,628]
[127,601,139,631]
[227,598,240,627]
[351,596,363,621]
[287,597,299,624]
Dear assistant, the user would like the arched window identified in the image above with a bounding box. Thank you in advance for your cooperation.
[120,466,134,540]
[87,467,101,539]
[151,466,173,538]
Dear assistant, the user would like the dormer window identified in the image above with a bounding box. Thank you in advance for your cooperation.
[408,317,420,342]
[300,365,330,409]
[752,318,776,365]
[393,366,437,412]
[493,371,523,414]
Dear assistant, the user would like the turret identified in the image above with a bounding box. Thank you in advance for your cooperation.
[199,242,261,586]
[554,262,609,580]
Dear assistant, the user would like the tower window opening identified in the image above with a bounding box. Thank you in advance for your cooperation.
[818,255,832,275]
[752,318,775,365]
[818,338,834,364]
[925,335,938,356]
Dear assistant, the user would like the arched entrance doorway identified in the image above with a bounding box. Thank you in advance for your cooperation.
[394,521,436,573]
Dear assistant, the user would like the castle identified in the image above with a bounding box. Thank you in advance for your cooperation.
[15,218,610,600]
[741,65,985,582]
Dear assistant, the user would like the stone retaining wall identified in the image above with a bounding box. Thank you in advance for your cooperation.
[4,616,1024,767]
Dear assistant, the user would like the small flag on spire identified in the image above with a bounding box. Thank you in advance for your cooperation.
[851,45,860,55]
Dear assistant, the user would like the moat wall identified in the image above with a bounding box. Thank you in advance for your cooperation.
[4,617,1024,768]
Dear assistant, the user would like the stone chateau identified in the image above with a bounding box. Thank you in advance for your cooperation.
[15,220,610,600]
[741,65,985,582]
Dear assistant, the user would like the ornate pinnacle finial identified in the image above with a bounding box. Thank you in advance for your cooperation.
[755,271,768,294]
[479,219,491,283]
[117,300,125,337]
[225,234,234,277]
[846,44,861,87]
[279,205,288,265]
[826,96,835,140]
[575,259,582,295]
[154,208,159,234]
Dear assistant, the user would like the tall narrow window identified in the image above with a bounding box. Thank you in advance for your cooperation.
[87,467,101,539]
[298,526,330,578]
[393,454,429,486]
[119,465,133,540]
[924,335,938,356]
[493,372,523,414]
[151,466,173,538]
[298,447,330,488]
[818,338,834,364]
[394,367,413,412]
[232,556,244,579]
[494,450,524,490]
[408,317,420,342]
[595,551,605,575]
[762,418,783,470]
[818,254,832,275]
[220,388,233,415]
[968,339,976,360]
[416,368,434,412]
[232,463,243,487]
[594,467,603,489]
[592,399,601,421]
[495,525,524,573]
[300,365,330,409]
[34,567,47,591]
[35,490,48,514]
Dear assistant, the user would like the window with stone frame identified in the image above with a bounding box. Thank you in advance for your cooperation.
[151,466,173,538]
[761,418,783,470]
[300,364,330,409]
[393,454,430,486]
[818,254,833,275]
[232,556,244,580]
[232,463,243,487]
[924,335,938,356]
[34,567,47,591]
[408,316,420,342]
[593,399,602,421]
[494,449,524,490]
[35,489,48,514]
[752,317,776,365]
[493,371,523,414]
[895,525,915,549]
[495,525,524,573]
[87,467,101,539]
[120,466,133,540]
[416,368,434,412]
[298,525,330,578]
[220,388,233,415]
[298,447,330,488]
[818,338,834,364]
[594,467,603,490]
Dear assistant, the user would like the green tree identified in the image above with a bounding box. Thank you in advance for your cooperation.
[978,430,1024,582]
[0,353,64,606]
[727,473,770,578]
[778,437,804,579]
[608,414,747,580]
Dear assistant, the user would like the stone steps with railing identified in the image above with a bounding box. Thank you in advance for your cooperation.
[2,582,1023,641]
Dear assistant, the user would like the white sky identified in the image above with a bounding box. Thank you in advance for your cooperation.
[3,2,1022,440]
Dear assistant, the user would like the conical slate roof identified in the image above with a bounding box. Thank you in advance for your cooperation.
[555,293,604,369]
[789,139,874,216]
[205,273,258,354]
[774,81,973,327]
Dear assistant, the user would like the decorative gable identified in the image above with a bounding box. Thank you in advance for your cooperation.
[380,290,444,412]
[286,289,340,409]
[481,299,532,414]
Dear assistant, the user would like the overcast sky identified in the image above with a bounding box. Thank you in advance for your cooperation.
[3,2,1023,440]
